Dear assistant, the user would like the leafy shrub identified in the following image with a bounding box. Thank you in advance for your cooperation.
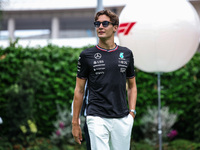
[26,138,59,150]
[131,139,200,150]
[4,59,44,146]
[50,105,85,149]
[194,93,200,142]
[140,107,177,145]
[132,141,154,150]
[0,137,12,150]
[166,139,200,150]
[0,44,88,138]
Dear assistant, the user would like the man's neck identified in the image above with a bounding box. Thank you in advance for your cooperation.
[98,38,116,50]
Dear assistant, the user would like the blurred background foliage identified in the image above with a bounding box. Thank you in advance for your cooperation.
[0,43,200,149]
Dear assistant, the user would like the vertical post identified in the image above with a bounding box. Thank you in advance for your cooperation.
[51,17,59,39]
[95,0,104,43]
[97,0,103,12]
[8,18,15,40]
[157,72,162,150]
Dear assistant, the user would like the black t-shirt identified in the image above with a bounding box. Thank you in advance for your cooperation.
[77,45,135,118]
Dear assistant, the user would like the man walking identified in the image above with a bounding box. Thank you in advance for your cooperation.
[72,9,137,150]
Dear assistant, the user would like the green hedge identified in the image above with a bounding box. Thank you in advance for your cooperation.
[0,44,89,138]
[0,44,200,142]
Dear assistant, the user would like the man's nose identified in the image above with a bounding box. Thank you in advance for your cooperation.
[99,23,104,28]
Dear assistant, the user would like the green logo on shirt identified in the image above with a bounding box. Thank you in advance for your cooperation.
[120,53,124,59]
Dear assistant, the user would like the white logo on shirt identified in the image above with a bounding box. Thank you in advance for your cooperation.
[94,53,102,59]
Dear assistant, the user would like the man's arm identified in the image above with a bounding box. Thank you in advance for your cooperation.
[127,77,137,118]
[72,77,86,144]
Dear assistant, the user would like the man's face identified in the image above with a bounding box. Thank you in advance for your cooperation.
[95,15,118,40]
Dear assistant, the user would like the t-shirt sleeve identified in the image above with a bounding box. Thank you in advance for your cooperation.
[126,51,135,78]
[77,51,89,79]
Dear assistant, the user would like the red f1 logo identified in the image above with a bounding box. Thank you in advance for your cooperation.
[118,22,136,36]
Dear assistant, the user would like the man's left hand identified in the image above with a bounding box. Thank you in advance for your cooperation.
[129,112,135,119]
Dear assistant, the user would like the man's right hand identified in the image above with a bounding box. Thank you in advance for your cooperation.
[72,123,82,144]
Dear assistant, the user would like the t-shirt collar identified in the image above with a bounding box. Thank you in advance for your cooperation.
[96,44,118,52]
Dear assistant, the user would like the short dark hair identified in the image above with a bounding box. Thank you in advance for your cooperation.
[94,10,119,26]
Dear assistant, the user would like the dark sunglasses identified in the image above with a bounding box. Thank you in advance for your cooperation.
[94,21,114,28]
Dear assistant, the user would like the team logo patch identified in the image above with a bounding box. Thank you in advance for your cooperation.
[94,53,102,59]
[119,52,124,59]
[117,22,136,35]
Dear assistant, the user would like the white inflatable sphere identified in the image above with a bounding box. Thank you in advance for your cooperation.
[118,0,200,72]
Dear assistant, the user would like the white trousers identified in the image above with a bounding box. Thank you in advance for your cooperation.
[86,114,134,150]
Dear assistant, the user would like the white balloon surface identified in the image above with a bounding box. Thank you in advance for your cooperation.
[118,0,200,72]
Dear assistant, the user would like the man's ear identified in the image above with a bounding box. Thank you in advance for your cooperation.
[113,25,118,33]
